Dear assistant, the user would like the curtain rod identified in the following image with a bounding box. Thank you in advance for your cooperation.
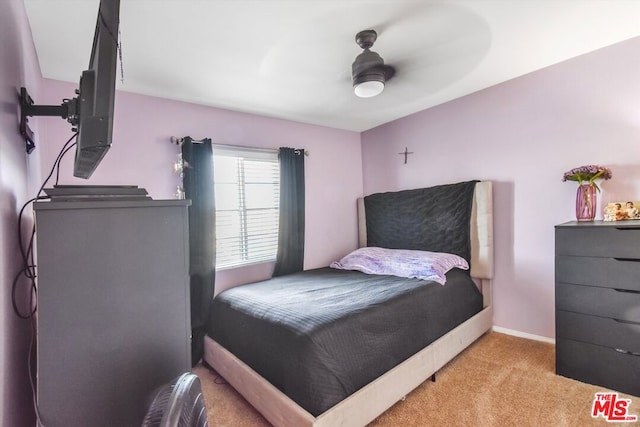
[213,143,277,155]
[170,137,309,156]
[214,144,309,156]
[170,136,209,145]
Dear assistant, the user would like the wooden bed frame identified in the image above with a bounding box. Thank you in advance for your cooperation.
[204,181,493,426]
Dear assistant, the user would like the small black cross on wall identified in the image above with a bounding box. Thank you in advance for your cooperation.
[398,147,414,164]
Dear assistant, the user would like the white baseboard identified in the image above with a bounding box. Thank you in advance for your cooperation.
[491,326,555,344]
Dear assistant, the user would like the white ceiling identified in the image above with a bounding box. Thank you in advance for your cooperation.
[24,0,640,132]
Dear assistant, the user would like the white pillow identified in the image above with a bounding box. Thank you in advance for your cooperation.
[330,247,469,285]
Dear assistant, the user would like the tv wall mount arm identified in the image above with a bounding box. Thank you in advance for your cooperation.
[19,87,79,154]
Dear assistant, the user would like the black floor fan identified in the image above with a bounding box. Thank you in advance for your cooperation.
[142,373,208,427]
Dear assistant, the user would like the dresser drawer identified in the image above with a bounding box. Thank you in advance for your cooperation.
[556,310,640,354]
[556,283,640,322]
[556,256,640,292]
[556,226,640,258]
[556,338,640,397]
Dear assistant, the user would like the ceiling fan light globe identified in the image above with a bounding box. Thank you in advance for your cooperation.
[354,80,385,98]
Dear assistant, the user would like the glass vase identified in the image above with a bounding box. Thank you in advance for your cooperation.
[576,184,597,221]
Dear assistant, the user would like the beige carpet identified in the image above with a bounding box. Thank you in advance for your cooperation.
[192,332,640,426]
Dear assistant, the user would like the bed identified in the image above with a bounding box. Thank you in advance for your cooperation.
[204,180,493,426]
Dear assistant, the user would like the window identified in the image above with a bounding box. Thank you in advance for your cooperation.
[213,145,280,269]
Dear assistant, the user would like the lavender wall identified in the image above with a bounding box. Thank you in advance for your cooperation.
[39,80,363,294]
[362,36,640,339]
[0,1,42,426]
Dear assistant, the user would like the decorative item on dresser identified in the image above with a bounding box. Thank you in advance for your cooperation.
[555,220,640,397]
[604,201,640,221]
[562,165,612,221]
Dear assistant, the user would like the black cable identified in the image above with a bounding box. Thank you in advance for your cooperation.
[13,133,78,319]
[201,360,228,385]
[36,134,77,200]
[98,10,119,46]
[29,310,44,426]
[16,197,40,269]
[12,266,36,319]
[13,132,78,427]
[18,136,76,265]
[17,135,75,283]
[55,142,77,185]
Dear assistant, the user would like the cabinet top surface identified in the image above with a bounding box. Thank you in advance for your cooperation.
[34,199,191,211]
[556,220,640,228]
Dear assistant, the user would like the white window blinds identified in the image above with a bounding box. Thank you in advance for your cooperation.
[213,145,280,269]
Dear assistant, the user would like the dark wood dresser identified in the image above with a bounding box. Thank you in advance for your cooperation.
[555,220,640,397]
[34,198,192,426]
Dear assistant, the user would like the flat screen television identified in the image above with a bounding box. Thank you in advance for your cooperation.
[19,0,121,179]
[73,0,121,178]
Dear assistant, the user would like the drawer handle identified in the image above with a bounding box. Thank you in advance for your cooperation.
[614,288,640,294]
[615,227,640,230]
[614,348,640,357]
[613,318,640,326]
[613,257,640,262]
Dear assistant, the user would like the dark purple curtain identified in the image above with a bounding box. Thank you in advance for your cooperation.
[273,147,305,277]
[181,136,215,365]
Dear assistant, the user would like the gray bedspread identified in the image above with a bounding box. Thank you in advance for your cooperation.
[207,267,482,416]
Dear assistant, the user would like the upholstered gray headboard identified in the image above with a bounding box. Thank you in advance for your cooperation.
[357,181,493,280]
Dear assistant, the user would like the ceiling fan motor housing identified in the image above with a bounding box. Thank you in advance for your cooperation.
[355,29,378,49]
[352,49,386,84]
[352,29,395,96]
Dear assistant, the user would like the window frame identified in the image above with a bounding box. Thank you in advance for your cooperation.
[212,144,280,270]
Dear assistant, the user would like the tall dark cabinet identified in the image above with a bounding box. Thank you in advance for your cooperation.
[555,221,640,397]
[34,198,192,426]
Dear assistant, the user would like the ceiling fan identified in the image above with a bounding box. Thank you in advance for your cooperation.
[351,29,395,98]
